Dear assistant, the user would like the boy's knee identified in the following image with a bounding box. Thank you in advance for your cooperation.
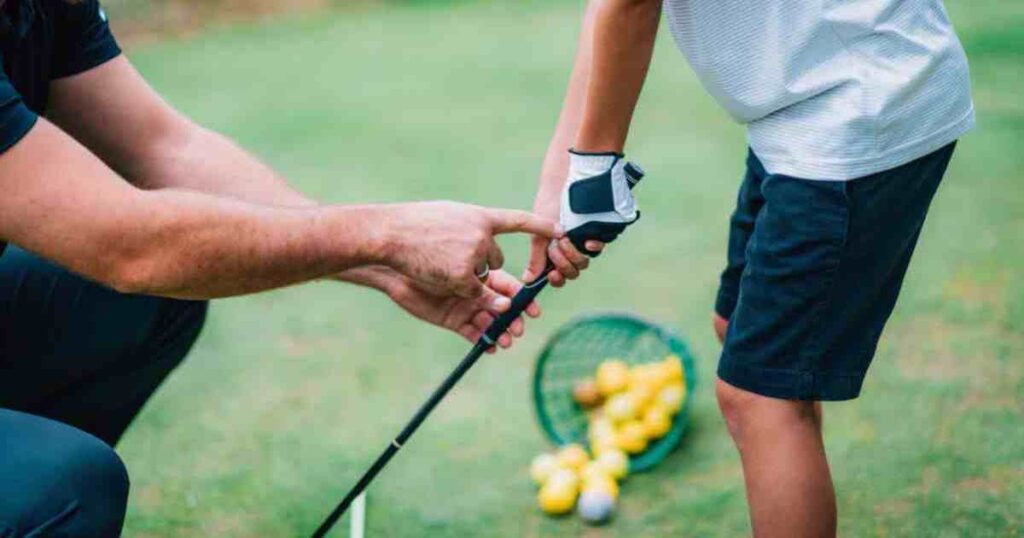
[716,378,755,439]
[715,379,818,443]
[712,312,728,344]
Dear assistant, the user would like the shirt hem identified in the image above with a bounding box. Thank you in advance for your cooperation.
[751,105,975,181]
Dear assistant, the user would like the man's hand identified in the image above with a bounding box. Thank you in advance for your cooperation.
[390,269,540,351]
[379,201,561,304]
[338,266,540,352]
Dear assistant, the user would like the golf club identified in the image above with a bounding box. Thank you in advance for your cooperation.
[310,164,643,538]
[310,261,555,538]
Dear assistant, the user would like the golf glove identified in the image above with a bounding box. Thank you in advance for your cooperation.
[560,150,643,256]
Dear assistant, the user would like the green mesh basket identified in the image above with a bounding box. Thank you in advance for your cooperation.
[532,312,697,473]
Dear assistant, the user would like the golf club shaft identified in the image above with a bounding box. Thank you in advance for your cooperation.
[311,263,554,538]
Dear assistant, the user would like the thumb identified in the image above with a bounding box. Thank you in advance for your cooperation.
[523,235,550,282]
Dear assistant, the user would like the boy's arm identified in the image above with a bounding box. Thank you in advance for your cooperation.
[526,0,661,285]
[576,0,662,153]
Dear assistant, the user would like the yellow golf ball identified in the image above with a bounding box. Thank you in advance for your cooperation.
[641,405,672,439]
[594,448,629,480]
[615,420,649,454]
[657,384,686,415]
[530,453,561,486]
[556,444,590,472]
[596,359,630,396]
[604,393,638,424]
[538,478,578,515]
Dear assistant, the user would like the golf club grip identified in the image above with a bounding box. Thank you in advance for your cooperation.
[482,260,555,345]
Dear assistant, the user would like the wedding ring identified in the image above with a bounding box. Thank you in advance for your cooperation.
[475,263,490,282]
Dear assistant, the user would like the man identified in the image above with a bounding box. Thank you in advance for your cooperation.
[528,0,973,536]
[0,1,562,535]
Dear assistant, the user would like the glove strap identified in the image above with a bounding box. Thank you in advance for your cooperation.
[568,170,617,214]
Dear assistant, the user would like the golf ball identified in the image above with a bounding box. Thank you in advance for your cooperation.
[577,490,615,525]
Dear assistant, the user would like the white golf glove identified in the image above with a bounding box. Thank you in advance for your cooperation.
[559,150,643,256]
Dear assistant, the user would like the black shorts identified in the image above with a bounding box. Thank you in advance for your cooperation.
[715,143,956,401]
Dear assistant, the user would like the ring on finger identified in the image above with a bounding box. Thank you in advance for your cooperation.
[475,263,490,282]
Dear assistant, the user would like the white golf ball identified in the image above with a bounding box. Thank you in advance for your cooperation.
[577,490,615,525]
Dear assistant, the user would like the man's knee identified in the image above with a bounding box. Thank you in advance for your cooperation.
[0,412,130,536]
[715,379,819,444]
[61,434,131,536]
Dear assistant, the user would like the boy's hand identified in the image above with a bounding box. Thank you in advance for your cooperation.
[525,151,642,287]
[525,190,602,287]
[560,151,642,253]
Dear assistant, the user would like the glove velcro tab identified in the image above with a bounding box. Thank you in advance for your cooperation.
[560,150,643,256]
[569,171,616,214]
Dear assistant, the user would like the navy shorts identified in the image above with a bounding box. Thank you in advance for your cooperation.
[716,143,956,401]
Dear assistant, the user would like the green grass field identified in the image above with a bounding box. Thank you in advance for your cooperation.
[115,1,1024,536]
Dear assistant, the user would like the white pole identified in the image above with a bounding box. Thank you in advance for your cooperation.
[350,492,366,538]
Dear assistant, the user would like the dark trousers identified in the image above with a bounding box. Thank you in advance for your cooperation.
[0,246,207,537]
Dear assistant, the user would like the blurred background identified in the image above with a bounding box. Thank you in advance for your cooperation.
[104,0,1023,536]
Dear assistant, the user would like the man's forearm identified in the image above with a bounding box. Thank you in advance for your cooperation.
[1,120,391,299]
[107,191,389,299]
[33,58,559,302]
[135,122,317,208]
[575,0,661,153]
[335,265,401,297]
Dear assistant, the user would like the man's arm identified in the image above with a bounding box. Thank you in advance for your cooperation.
[0,119,557,300]
[42,56,552,344]
[526,0,661,285]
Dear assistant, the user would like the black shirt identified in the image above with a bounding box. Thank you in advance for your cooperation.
[0,0,121,254]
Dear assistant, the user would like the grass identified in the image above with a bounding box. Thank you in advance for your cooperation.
[114,1,1023,536]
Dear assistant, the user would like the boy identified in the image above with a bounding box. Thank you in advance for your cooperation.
[527,0,973,535]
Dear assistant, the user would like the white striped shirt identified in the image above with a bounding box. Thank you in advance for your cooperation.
[664,0,975,180]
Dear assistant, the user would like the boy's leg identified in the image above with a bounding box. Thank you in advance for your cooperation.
[716,379,835,538]
[0,245,208,445]
[713,145,956,536]
[714,313,823,429]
